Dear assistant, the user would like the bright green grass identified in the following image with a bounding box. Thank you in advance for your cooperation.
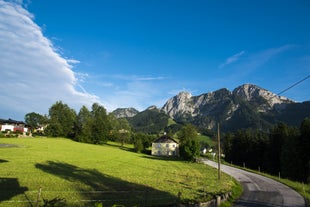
[0,138,235,206]
[197,135,216,147]
[167,118,176,126]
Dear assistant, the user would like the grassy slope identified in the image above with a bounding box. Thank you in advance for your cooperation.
[197,135,216,147]
[0,138,235,206]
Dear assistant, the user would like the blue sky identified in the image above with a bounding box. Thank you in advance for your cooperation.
[0,0,309,120]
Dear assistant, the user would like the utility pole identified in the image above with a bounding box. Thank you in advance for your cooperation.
[217,123,221,180]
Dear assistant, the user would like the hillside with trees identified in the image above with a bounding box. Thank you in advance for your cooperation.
[223,118,310,183]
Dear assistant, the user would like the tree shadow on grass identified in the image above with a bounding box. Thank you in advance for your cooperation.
[104,142,136,153]
[35,161,178,206]
[0,177,28,202]
[103,143,154,156]
[142,155,182,162]
[0,159,8,163]
[0,159,28,203]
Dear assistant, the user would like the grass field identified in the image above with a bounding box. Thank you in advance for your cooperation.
[0,138,236,207]
[197,135,216,148]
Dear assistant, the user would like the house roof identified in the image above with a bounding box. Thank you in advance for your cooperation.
[0,118,25,125]
[153,135,178,144]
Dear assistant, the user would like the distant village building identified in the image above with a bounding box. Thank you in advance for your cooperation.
[0,119,29,133]
[151,134,179,156]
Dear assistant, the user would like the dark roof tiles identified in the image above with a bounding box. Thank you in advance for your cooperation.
[153,135,178,144]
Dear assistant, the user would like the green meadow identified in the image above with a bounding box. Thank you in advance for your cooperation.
[197,135,216,148]
[0,138,236,206]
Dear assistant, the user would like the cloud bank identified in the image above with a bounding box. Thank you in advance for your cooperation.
[0,0,100,119]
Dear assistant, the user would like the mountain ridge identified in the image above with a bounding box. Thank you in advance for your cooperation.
[112,84,308,132]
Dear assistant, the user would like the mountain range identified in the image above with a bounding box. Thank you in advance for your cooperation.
[112,84,310,133]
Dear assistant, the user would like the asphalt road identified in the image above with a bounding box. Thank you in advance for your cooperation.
[203,159,306,207]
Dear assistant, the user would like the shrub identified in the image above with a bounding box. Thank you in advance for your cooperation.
[134,138,144,153]
[180,139,201,161]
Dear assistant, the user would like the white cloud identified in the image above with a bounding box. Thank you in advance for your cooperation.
[67,59,81,64]
[219,51,245,69]
[0,0,101,119]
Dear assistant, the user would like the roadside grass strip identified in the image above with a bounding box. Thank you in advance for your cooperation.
[223,161,310,205]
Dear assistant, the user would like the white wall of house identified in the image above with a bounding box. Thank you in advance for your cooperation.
[151,142,179,156]
[1,124,14,131]
[0,124,28,133]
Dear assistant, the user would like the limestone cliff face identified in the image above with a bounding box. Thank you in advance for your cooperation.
[233,84,293,112]
[162,91,194,118]
[113,84,308,132]
[161,84,296,131]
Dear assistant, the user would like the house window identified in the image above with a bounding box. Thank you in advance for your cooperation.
[166,144,169,147]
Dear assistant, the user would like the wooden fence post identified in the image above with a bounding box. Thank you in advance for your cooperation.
[36,187,42,207]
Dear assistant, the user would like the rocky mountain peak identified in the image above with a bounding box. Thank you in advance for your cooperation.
[112,107,139,118]
[176,91,192,100]
[160,84,300,130]
[178,91,191,95]
[233,84,293,108]
[146,105,159,110]
[162,91,193,117]
[233,84,264,101]
[123,83,308,133]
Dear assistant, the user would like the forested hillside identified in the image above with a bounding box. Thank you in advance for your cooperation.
[126,106,170,134]
[126,106,182,134]
[223,118,310,183]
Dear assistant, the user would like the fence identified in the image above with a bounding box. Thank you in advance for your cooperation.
[0,189,178,207]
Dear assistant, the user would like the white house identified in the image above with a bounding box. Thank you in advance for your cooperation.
[0,119,29,133]
[151,135,179,156]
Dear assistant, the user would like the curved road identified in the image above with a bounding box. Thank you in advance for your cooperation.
[203,159,306,207]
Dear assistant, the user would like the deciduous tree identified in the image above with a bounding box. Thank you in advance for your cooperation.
[24,112,47,132]
[178,124,200,161]
[90,103,110,144]
[75,105,92,143]
[45,101,76,138]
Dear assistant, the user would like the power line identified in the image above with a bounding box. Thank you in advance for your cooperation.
[277,74,310,96]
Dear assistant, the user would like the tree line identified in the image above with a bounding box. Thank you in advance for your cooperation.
[223,118,310,183]
[25,101,153,149]
[24,101,201,160]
